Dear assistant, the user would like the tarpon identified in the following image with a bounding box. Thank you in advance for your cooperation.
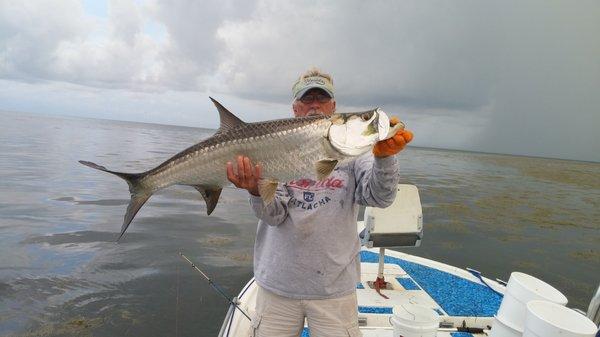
[80,98,404,239]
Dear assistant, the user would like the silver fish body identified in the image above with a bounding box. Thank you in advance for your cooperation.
[143,115,333,191]
[80,98,403,239]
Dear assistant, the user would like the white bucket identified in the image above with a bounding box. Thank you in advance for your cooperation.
[496,272,567,331]
[489,315,523,337]
[389,304,439,337]
[524,300,598,337]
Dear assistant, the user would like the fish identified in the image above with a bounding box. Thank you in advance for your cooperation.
[79,98,404,239]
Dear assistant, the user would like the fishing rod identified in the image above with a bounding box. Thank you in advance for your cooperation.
[178,252,251,321]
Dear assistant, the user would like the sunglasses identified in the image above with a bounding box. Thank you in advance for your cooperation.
[299,94,332,104]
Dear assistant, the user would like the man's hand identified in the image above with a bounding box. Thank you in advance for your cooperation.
[373,117,414,158]
[227,156,262,196]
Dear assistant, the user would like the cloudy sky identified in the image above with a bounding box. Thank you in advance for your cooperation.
[1,0,599,162]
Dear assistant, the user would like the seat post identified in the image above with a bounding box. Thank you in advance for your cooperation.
[371,247,390,299]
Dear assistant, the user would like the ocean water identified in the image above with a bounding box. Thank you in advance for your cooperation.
[0,110,598,336]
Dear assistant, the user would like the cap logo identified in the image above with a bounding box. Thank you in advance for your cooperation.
[303,77,326,86]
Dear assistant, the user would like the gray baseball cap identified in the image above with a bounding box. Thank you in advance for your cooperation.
[292,75,335,99]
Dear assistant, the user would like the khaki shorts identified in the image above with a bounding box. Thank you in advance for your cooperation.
[252,285,362,337]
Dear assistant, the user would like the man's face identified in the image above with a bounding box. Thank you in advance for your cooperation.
[292,89,336,117]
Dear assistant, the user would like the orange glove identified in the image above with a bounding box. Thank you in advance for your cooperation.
[372,117,414,158]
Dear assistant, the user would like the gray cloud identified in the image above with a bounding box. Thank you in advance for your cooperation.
[0,0,90,82]
[470,3,600,160]
[0,0,255,91]
[216,1,500,110]
[0,0,598,161]
[148,0,256,90]
[1,0,164,89]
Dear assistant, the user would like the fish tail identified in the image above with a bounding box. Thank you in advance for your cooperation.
[78,160,152,240]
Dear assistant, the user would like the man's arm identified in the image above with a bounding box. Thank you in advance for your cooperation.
[353,155,400,208]
[227,156,290,226]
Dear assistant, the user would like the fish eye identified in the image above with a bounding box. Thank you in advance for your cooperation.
[361,113,371,121]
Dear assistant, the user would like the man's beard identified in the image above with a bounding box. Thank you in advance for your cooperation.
[307,109,324,116]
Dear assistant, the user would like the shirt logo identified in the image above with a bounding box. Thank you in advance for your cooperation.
[287,177,345,191]
[303,191,315,202]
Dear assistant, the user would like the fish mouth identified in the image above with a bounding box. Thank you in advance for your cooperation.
[327,108,406,157]
[375,108,404,140]
[375,109,390,140]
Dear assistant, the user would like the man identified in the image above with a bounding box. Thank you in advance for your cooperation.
[226,68,413,337]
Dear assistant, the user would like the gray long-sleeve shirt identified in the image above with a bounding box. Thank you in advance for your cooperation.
[249,154,400,299]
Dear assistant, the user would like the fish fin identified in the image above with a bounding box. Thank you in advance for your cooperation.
[79,160,151,241]
[209,97,246,133]
[120,192,152,240]
[193,185,223,215]
[258,178,279,205]
[315,159,338,180]
[79,160,142,181]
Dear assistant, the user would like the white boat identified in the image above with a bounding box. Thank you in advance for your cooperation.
[218,185,600,337]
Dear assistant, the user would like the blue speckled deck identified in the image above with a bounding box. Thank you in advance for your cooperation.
[396,276,421,290]
[360,250,502,317]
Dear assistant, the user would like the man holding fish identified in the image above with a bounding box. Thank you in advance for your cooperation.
[79,66,412,336]
[227,68,413,337]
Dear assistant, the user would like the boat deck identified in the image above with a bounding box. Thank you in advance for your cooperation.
[220,248,506,337]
